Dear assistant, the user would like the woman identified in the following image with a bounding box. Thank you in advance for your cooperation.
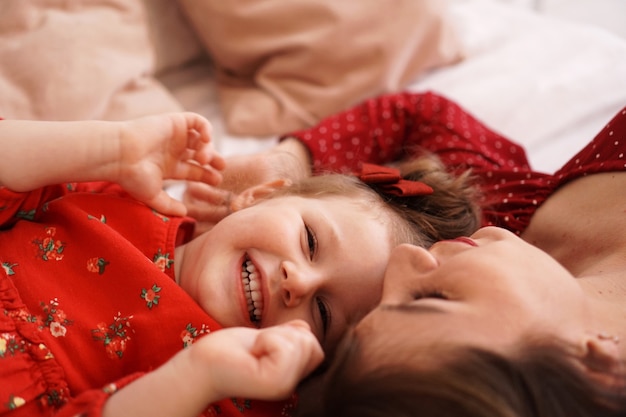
[296,100,626,416]
[298,225,626,417]
[185,92,626,416]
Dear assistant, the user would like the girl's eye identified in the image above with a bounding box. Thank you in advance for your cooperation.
[305,224,317,260]
[316,297,330,335]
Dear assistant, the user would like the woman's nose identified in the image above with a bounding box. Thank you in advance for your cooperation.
[380,244,437,304]
[280,261,316,307]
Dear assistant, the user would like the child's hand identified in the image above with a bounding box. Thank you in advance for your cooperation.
[101,321,323,417]
[118,112,225,216]
[188,320,324,401]
[182,139,311,232]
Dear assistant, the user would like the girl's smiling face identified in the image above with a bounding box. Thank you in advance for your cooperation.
[177,194,394,354]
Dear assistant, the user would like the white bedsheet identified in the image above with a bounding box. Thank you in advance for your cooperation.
[412,0,626,172]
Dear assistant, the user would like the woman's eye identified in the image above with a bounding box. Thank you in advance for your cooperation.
[414,290,446,300]
[305,224,317,260]
[316,297,330,335]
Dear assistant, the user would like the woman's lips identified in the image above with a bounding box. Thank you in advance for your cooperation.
[447,237,478,247]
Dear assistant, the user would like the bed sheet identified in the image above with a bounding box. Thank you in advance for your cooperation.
[163,0,626,174]
[413,0,626,173]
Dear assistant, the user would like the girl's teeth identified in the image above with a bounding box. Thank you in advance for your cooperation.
[242,259,263,323]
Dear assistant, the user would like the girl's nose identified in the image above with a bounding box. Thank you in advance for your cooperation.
[380,244,437,304]
[280,261,317,307]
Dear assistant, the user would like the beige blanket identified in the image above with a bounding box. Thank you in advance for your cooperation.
[179,0,464,135]
[0,0,462,135]
[0,0,185,121]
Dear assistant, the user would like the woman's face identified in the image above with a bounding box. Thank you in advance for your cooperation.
[354,226,590,366]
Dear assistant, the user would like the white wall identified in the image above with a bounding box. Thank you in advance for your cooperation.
[486,0,626,39]
[540,0,626,39]
[486,0,540,9]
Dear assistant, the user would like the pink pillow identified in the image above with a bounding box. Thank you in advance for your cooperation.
[178,0,464,135]
[0,0,181,121]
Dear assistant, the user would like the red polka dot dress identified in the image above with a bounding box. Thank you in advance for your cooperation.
[284,91,626,235]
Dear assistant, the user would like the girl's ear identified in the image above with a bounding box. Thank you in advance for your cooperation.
[230,179,292,211]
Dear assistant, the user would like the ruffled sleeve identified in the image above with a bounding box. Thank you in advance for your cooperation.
[46,373,144,417]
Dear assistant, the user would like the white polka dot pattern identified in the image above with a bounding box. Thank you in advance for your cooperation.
[281,92,626,236]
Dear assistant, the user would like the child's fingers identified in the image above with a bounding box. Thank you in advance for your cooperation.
[251,322,324,383]
[147,190,188,217]
[172,114,224,171]
[183,112,212,145]
[282,319,313,332]
[183,183,232,224]
[195,147,226,171]
[173,161,223,186]
[185,181,230,204]
[280,320,324,375]
[179,113,226,170]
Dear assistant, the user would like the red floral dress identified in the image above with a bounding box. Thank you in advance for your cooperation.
[284,91,626,234]
[0,182,295,416]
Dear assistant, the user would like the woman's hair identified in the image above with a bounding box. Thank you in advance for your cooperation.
[297,333,626,417]
[272,154,482,248]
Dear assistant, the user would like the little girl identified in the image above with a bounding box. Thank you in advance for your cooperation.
[0,112,480,417]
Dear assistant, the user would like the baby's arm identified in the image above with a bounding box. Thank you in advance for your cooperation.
[102,321,323,417]
[0,113,225,216]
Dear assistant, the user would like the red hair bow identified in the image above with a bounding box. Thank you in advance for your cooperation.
[357,163,434,197]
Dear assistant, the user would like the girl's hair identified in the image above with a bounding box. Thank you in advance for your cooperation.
[297,333,626,417]
[272,154,482,248]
